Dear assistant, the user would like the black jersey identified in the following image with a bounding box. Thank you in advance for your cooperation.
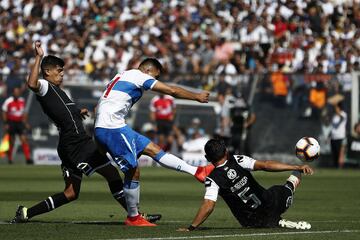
[206,155,279,227]
[36,80,87,141]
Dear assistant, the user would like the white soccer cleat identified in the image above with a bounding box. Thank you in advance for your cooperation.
[278,219,311,230]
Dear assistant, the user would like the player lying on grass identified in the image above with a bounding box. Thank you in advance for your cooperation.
[10,41,160,224]
[94,58,215,226]
[178,139,314,231]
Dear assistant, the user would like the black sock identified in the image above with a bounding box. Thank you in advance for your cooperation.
[27,193,70,219]
[108,179,127,211]
[285,181,295,192]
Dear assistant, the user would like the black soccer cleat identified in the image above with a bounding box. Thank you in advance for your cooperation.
[141,213,162,223]
[10,206,28,224]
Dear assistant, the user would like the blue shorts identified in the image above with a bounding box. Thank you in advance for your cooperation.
[95,125,151,172]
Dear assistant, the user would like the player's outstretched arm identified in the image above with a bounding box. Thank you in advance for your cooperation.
[254,160,314,175]
[177,199,215,232]
[28,41,44,92]
[152,81,209,103]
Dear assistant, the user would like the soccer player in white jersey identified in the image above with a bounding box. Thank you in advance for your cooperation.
[94,58,214,226]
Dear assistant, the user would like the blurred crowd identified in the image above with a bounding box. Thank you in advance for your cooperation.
[1,0,360,166]
[1,0,360,88]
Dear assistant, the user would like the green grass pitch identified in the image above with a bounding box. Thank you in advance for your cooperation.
[0,165,359,240]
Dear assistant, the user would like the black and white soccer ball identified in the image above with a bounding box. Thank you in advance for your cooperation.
[295,137,320,162]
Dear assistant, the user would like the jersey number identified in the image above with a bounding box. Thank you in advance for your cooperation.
[238,187,261,209]
[104,75,122,98]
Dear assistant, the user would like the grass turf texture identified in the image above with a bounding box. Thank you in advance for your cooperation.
[0,165,359,240]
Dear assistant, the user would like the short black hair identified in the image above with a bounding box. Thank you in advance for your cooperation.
[138,58,163,73]
[41,55,64,73]
[336,100,344,110]
[204,139,227,164]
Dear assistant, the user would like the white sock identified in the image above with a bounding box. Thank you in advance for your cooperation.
[287,173,301,190]
[123,186,140,217]
[158,153,197,175]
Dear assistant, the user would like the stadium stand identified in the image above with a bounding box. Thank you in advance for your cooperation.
[0,0,359,166]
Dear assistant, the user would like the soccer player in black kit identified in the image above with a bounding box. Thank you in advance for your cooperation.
[178,139,314,231]
[11,41,160,224]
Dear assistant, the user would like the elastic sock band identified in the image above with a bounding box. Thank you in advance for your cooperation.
[124,180,139,189]
[153,150,166,162]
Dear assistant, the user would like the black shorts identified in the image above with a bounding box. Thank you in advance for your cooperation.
[8,121,26,135]
[156,119,173,135]
[261,185,294,227]
[57,136,111,178]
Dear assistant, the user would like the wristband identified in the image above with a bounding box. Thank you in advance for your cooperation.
[188,225,196,231]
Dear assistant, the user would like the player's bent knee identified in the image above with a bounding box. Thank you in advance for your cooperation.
[64,186,79,201]
[144,142,162,158]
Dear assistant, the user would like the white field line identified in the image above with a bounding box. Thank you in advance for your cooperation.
[1,219,360,225]
[109,230,360,240]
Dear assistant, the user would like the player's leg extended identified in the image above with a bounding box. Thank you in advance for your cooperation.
[123,167,140,217]
[286,170,302,191]
[96,164,127,210]
[122,167,155,226]
[11,169,81,223]
[143,142,214,182]
[278,171,311,230]
[96,165,161,223]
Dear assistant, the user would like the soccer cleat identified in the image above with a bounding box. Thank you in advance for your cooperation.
[10,206,28,223]
[141,213,162,223]
[278,219,311,230]
[194,164,215,183]
[125,214,157,226]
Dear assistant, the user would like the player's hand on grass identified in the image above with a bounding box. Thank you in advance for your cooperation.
[197,91,210,103]
[80,108,90,119]
[34,41,44,58]
[300,165,314,175]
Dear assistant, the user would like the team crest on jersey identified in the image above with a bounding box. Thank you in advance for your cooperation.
[227,169,237,179]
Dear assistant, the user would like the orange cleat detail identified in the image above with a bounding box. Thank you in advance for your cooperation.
[125,214,157,227]
[194,164,215,182]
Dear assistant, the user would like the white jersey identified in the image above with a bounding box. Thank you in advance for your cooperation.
[95,69,157,129]
[331,111,347,140]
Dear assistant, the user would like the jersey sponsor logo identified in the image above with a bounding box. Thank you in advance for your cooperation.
[230,176,248,192]
[227,169,237,180]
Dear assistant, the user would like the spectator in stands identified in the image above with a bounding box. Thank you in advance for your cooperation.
[308,81,327,119]
[186,118,205,140]
[0,75,7,104]
[1,87,33,164]
[329,97,347,168]
[0,0,358,91]
[150,94,176,151]
[270,65,289,108]
[345,121,360,167]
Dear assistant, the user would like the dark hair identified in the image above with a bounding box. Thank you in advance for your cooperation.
[138,58,163,73]
[41,55,64,73]
[354,122,360,131]
[336,100,344,110]
[204,139,227,164]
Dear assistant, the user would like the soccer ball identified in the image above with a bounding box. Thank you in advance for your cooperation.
[295,137,320,162]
